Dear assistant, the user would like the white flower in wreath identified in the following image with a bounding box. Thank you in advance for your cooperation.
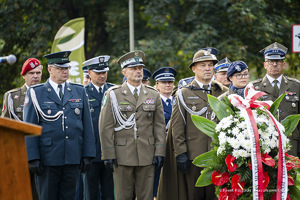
[228,138,240,149]
[232,127,240,136]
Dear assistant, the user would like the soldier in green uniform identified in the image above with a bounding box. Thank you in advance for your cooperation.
[252,42,300,157]
[158,50,228,200]
[99,50,166,200]
[1,58,42,200]
[2,58,42,121]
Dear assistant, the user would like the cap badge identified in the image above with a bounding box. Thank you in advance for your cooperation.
[135,52,139,57]
[274,43,278,48]
[203,51,209,56]
[207,48,212,52]
[235,65,241,71]
[30,62,36,68]
[63,52,68,57]
[99,57,104,62]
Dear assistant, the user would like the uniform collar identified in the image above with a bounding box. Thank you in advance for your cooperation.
[91,82,105,93]
[49,78,66,93]
[194,78,212,90]
[160,94,172,103]
[126,82,142,95]
[266,74,283,86]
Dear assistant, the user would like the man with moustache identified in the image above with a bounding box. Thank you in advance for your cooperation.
[252,42,300,157]
[214,57,232,87]
[158,50,228,200]
[24,51,96,200]
[99,50,166,200]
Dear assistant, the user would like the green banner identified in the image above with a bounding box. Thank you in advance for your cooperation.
[51,17,85,84]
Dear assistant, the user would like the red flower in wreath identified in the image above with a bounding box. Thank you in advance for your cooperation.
[248,162,252,170]
[225,154,238,172]
[262,153,275,167]
[231,174,245,196]
[288,173,294,186]
[263,171,270,191]
[286,160,295,171]
[218,187,237,200]
[285,153,300,168]
[211,170,230,186]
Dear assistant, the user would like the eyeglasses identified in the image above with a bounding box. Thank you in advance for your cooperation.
[233,73,251,79]
[51,66,70,71]
[265,60,284,65]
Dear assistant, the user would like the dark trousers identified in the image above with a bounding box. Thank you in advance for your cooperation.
[181,161,217,200]
[35,165,80,200]
[82,162,114,200]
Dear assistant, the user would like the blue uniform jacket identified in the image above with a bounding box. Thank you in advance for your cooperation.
[84,82,114,162]
[24,79,96,166]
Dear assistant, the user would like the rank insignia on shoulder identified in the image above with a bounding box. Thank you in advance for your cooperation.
[102,95,108,107]
[255,86,260,90]
[144,98,155,104]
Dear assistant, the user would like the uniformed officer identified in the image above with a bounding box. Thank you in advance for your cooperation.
[152,66,177,199]
[82,55,114,200]
[99,50,166,200]
[214,57,232,87]
[123,68,152,86]
[2,58,42,121]
[82,66,91,85]
[177,47,218,88]
[1,58,42,200]
[158,50,228,200]
[251,42,300,157]
[24,51,96,200]
[219,61,250,100]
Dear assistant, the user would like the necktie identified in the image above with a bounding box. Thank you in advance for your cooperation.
[203,84,209,93]
[99,87,103,101]
[134,88,139,101]
[58,84,63,101]
[273,80,279,97]
[166,99,172,108]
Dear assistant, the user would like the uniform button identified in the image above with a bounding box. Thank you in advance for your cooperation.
[136,118,138,121]
[66,136,68,139]
[65,116,67,119]
[66,126,69,129]
[63,107,65,110]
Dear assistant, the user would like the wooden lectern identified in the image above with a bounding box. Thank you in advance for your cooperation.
[0,117,42,200]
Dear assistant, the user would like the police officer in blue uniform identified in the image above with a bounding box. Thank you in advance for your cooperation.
[152,66,177,199]
[24,51,96,200]
[82,55,114,200]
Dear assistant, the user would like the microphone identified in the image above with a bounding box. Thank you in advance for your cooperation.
[0,54,17,65]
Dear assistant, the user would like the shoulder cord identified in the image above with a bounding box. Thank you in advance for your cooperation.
[8,93,21,121]
[29,88,65,131]
[176,88,207,125]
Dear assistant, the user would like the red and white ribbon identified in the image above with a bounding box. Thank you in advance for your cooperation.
[228,84,288,200]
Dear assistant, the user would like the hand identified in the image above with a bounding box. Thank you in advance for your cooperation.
[104,159,118,172]
[176,152,189,174]
[79,157,92,173]
[152,156,164,170]
[28,159,43,176]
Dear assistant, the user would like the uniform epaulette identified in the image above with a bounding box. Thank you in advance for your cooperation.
[286,76,300,84]
[250,79,262,84]
[106,82,115,87]
[30,83,44,88]
[7,87,21,93]
[145,85,158,92]
[69,82,84,87]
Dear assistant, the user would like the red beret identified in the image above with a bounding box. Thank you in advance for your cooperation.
[20,58,41,75]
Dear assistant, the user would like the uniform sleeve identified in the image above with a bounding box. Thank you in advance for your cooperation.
[171,93,187,157]
[82,88,96,158]
[153,93,166,157]
[1,92,9,118]
[99,91,116,160]
[24,89,40,161]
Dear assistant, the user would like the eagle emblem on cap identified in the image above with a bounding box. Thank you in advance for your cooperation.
[135,52,139,57]
[203,51,209,56]
[99,57,104,62]
[235,65,241,71]
[64,52,68,57]
[207,48,212,52]
[30,62,36,68]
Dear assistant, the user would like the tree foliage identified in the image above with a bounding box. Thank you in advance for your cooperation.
[1,0,300,108]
